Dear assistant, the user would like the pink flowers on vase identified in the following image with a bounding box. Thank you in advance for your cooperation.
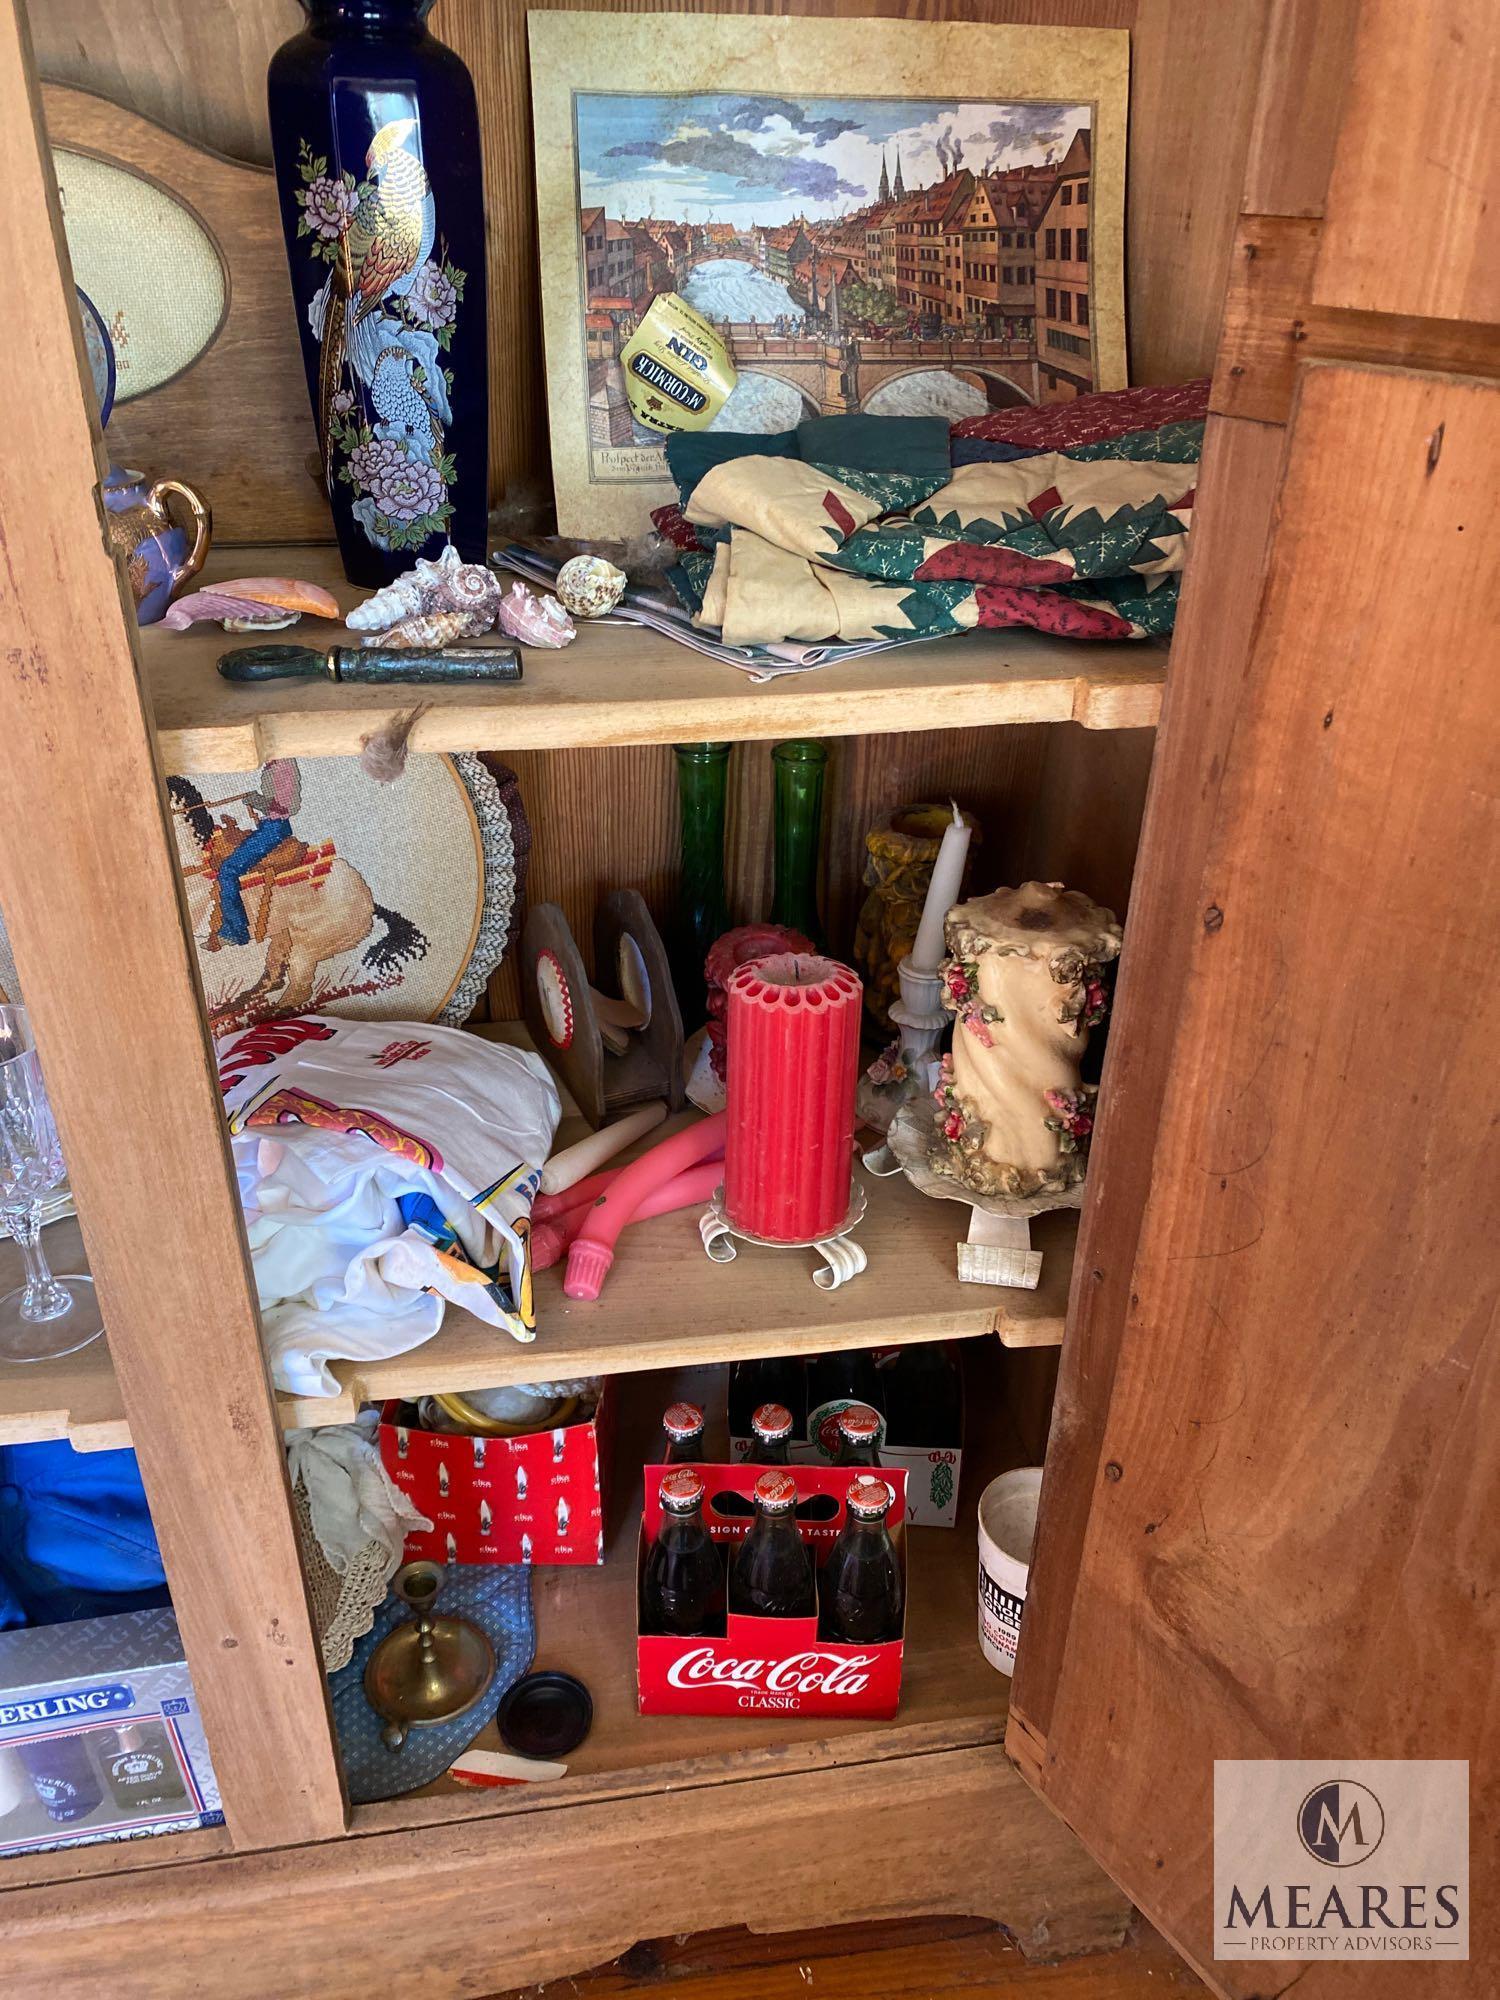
[405,259,459,330]
[298,171,357,242]
[348,439,446,523]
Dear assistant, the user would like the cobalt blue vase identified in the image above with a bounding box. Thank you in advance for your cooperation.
[268,0,488,587]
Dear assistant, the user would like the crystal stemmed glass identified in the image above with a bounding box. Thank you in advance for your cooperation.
[0,1006,102,1361]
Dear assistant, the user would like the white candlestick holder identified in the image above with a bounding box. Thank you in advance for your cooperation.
[889,959,947,1086]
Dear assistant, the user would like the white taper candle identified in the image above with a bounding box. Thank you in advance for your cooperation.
[907,801,971,974]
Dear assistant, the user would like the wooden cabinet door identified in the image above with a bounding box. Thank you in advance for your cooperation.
[1007,7,1499,1989]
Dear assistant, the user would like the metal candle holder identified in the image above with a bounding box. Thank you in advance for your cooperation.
[362,1561,495,1752]
[699,1180,868,1291]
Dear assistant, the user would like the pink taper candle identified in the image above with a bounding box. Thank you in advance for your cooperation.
[723,954,863,1241]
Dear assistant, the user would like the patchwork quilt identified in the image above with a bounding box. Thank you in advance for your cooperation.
[655,379,1208,648]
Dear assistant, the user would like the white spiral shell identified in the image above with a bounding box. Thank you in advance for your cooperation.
[346,543,503,633]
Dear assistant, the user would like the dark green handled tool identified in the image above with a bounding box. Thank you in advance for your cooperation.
[218,643,523,686]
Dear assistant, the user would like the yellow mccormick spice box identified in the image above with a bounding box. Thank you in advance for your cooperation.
[619,293,736,435]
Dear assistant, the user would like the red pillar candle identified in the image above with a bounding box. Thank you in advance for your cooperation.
[723,954,863,1242]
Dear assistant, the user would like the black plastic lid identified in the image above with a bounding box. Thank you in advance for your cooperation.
[495,1671,594,1759]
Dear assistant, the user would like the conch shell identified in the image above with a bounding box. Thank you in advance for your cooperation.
[556,554,626,619]
[161,577,341,632]
[361,607,491,649]
[347,543,502,634]
[496,580,576,649]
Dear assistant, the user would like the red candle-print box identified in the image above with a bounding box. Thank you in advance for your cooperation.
[378,1384,614,1566]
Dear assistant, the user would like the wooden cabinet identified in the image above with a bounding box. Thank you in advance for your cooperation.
[0,0,1493,1993]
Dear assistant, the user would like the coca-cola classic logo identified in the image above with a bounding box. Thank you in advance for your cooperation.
[666,1649,878,1696]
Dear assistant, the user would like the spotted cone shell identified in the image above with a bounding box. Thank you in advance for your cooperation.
[556,555,626,619]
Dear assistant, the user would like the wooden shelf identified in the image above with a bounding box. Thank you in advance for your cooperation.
[1,1167,1071,1450]
[0,1216,131,1454]
[354,1350,1019,1828]
[280,1172,1074,1430]
[144,546,1164,772]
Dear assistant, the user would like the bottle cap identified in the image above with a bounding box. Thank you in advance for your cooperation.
[751,1402,793,1440]
[838,1403,881,1443]
[660,1467,705,1510]
[753,1468,798,1510]
[662,1401,705,1441]
[846,1475,894,1518]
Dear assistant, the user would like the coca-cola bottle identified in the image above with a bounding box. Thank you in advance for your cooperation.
[835,1403,882,1466]
[878,1342,962,1451]
[643,1467,724,1636]
[819,1476,904,1644]
[749,1403,794,1464]
[730,1470,816,1618]
[728,1356,806,1444]
[805,1348,883,1459]
[660,1400,706,1463]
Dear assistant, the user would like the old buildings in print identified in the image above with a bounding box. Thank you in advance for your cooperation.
[577,114,1098,423]
[1032,129,1093,400]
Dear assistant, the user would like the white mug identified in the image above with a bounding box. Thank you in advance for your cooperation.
[977,1467,1043,1676]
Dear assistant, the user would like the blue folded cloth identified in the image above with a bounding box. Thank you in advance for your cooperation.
[0,1441,167,1627]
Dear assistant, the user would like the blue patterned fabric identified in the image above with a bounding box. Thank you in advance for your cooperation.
[329,1563,535,1801]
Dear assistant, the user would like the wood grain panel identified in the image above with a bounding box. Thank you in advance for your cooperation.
[1020,364,1500,1991]
[1123,0,1270,388]
[1213,215,1500,429]
[1239,0,1357,217]
[0,0,344,1848]
[41,83,329,545]
[29,0,298,165]
[0,1745,1129,1996]
[1016,722,1155,921]
[479,1916,1199,2000]
[1315,0,1500,324]
[1008,409,1286,1765]
[822,724,1051,954]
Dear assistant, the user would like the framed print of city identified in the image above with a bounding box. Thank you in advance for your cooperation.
[529,15,1128,540]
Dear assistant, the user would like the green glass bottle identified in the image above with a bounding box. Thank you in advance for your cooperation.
[673,742,731,1002]
[771,740,827,944]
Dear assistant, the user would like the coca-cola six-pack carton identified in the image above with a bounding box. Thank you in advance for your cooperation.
[636,1461,908,1718]
[378,1383,614,1566]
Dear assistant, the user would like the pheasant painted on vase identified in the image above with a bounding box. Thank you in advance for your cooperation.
[269,1,488,585]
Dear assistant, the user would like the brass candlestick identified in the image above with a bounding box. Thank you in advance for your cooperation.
[362,1561,496,1752]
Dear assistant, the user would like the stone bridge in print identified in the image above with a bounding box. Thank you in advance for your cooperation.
[718,327,1040,416]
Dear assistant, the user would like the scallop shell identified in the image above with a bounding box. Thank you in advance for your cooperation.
[161,589,303,632]
[360,607,490,649]
[496,580,576,649]
[216,576,342,620]
[556,554,626,619]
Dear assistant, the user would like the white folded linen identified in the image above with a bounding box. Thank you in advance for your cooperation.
[217,1016,560,1397]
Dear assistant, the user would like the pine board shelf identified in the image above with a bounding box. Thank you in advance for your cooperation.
[0,1174,1072,1451]
[143,546,1165,772]
[278,1174,1075,1430]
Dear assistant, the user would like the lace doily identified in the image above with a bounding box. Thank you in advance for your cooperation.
[292,1473,394,1674]
[443,753,522,1024]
